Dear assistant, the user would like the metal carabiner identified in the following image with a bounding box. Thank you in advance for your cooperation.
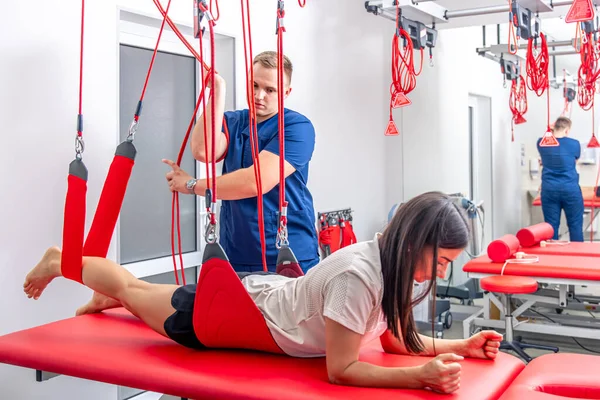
[127,119,139,142]
[204,213,218,244]
[75,135,85,160]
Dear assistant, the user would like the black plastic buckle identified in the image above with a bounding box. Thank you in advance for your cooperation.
[500,58,520,81]
[511,2,533,39]
[425,26,438,48]
[401,16,426,49]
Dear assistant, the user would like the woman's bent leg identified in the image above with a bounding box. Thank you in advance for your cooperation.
[24,246,179,337]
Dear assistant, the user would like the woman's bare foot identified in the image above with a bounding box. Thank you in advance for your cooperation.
[76,291,121,316]
[23,246,62,300]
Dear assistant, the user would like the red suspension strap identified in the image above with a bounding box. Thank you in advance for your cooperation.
[241,0,268,272]
[508,72,528,142]
[275,0,289,250]
[83,0,174,263]
[386,4,423,136]
[61,0,88,283]
[272,1,304,278]
[61,0,173,283]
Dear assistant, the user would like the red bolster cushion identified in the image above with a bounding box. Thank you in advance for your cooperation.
[487,234,520,262]
[516,223,554,248]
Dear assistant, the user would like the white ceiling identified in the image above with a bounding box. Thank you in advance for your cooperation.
[371,0,588,64]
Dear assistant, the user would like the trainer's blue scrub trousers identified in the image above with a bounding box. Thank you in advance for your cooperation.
[541,185,584,242]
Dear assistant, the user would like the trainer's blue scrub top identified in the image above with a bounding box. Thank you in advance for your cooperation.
[218,108,319,271]
[537,137,581,189]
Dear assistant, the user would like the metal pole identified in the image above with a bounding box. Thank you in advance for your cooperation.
[549,49,579,56]
[518,39,573,49]
[552,0,574,6]
[445,4,511,19]
[445,1,573,19]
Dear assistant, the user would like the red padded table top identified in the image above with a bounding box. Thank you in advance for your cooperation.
[532,186,600,207]
[522,242,600,257]
[0,308,525,400]
[499,353,600,400]
[464,255,600,281]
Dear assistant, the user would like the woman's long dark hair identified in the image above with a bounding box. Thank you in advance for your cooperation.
[380,191,470,354]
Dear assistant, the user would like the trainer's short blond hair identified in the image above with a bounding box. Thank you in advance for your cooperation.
[253,51,293,85]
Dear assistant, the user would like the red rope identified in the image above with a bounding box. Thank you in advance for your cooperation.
[509,73,528,142]
[77,0,85,137]
[277,4,289,244]
[152,0,210,71]
[210,0,220,21]
[241,0,268,272]
[507,0,519,55]
[577,32,600,111]
[526,33,549,97]
[388,2,422,126]
[137,0,173,120]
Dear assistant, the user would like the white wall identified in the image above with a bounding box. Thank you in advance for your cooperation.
[386,25,522,240]
[0,0,390,398]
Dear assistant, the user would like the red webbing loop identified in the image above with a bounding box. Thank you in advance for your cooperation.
[241,0,268,272]
[210,0,220,21]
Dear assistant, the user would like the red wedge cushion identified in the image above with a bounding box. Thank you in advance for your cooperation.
[193,256,284,354]
[500,353,600,399]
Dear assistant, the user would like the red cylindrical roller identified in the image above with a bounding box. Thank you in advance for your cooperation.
[487,234,520,262]
[516,223,554,247]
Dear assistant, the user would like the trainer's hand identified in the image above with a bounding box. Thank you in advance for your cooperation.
[461,330,503,360]
[162,159,194,194]
[417,353,463,394]
[206,72,225,90]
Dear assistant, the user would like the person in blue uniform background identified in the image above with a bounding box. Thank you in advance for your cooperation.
[537,116,584,242]
[164,51,320,273]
